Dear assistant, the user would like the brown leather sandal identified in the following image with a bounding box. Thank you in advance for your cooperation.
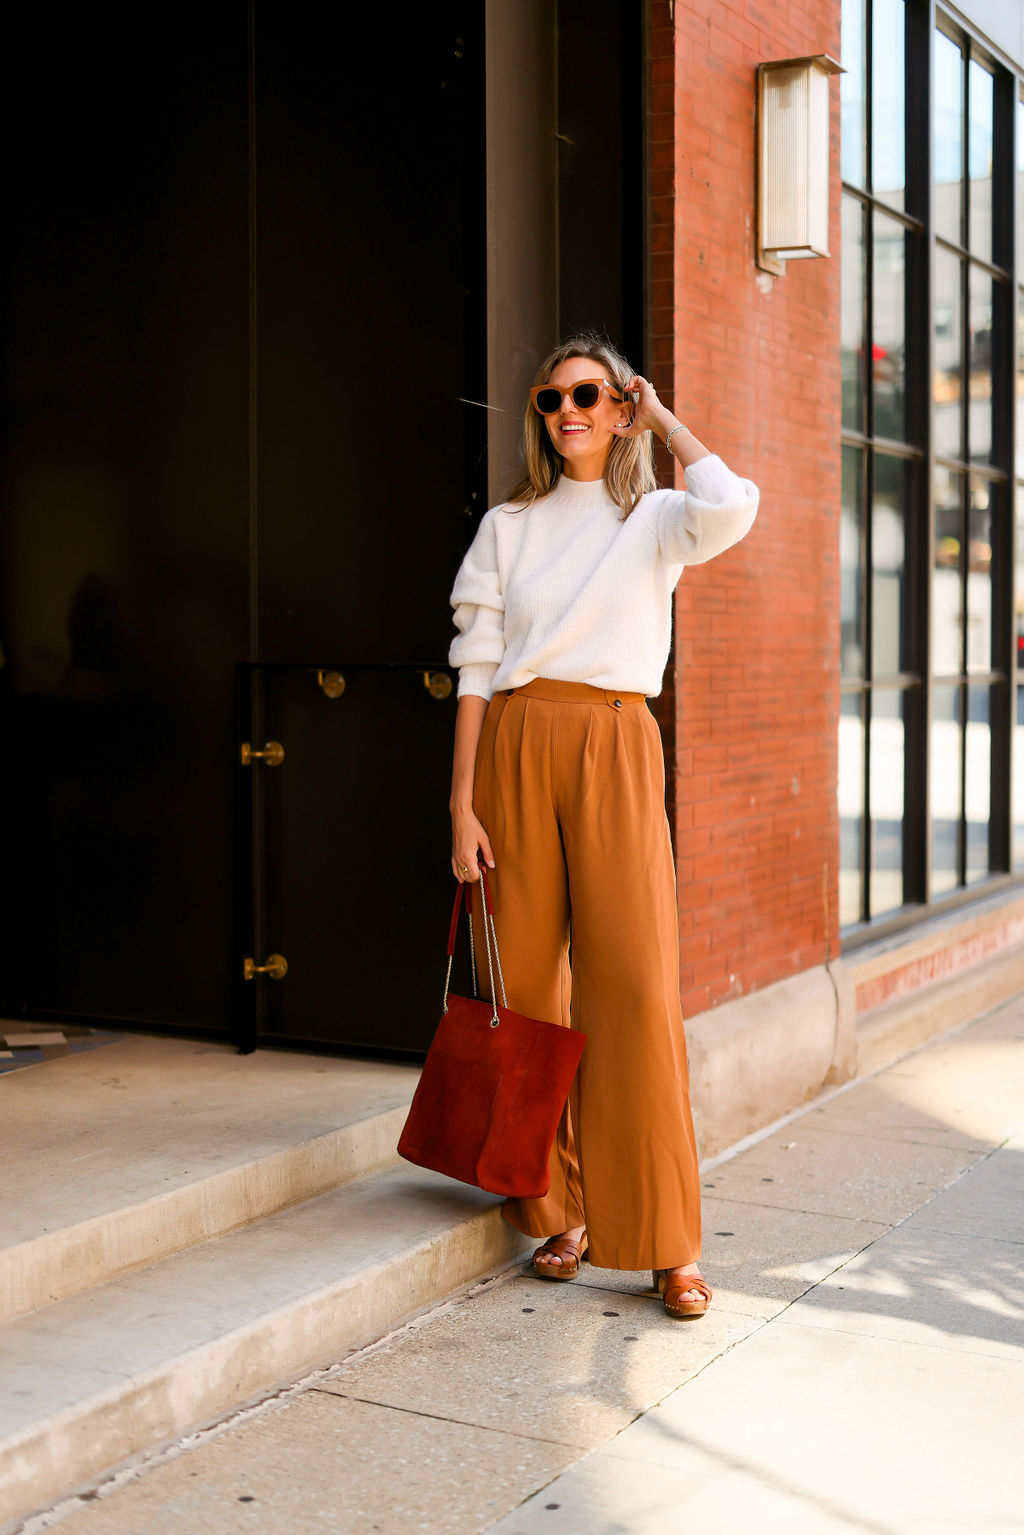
[653,1268,712,1319]
[531,1230,588,1281]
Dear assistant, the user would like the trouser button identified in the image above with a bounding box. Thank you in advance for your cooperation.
[613,698,622,709]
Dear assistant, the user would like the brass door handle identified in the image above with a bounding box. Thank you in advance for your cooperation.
[241,741,285,767]
[423,670,453,700]
[317,670,346,698]
[243,954,288,981]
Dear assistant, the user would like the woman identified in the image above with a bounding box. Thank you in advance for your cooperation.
[447,333,758,1318]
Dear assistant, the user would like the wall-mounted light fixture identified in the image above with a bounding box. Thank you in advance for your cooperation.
[756,55,843,276]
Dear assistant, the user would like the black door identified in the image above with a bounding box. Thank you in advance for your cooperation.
[0,5,250,1033]
[0,4,485,1052]
[238,663,460,1054]
[237,8,485,1053]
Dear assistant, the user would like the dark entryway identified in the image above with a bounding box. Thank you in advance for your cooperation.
[0,2,643,1055]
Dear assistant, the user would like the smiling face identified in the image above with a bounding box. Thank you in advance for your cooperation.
[541,355,627,479]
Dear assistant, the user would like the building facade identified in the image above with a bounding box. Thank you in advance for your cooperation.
[657,0,1024,1153]
[3,0,1024,1152]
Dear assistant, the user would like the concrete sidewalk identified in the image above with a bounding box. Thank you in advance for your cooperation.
[18,995,1024,1535]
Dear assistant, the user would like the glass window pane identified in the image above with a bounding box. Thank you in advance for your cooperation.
[870,688,905,916]
[839,692,865,926]
[933,466,964,677]
[934,31,964,248]
[1016,681,1024,867]
[1017,290,1024,478]
[966,477,992,673]
[968,265,993,464]
[965,685,991,882]
[931,683,962,896]
[1018,96,1024,287]
[1016,485,1024,677]
[1014,487,1024,866]
[933,247,962,461]
[873,213,906,439]
[841,445,865,678]
[872,0,905,210]
[841,196,866,433]
[968,60,993,264]
[873,455,907,676]
[841,0,866,188]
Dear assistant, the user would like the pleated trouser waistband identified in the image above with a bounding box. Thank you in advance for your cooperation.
[501,677,647,708]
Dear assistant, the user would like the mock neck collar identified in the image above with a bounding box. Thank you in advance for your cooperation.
[552,472,614,503]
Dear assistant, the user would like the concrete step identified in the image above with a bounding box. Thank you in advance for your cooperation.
[0,1160,529,1527]
[1,1036,421,1323]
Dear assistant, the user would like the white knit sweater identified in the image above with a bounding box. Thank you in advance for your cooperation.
[448,454,759,700]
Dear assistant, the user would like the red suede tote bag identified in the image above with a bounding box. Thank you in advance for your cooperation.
[397,867,586,1199]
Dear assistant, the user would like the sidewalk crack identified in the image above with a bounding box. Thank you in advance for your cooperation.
[309,1389,584,1449]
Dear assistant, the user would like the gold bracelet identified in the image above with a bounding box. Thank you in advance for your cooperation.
[665,423,687,453]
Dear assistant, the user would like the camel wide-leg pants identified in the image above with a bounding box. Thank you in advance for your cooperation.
[470,677,701,1271]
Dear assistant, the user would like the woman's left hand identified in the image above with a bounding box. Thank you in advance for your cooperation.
[610,375,673,439]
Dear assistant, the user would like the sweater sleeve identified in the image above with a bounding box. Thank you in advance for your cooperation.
[654,454,759,565]
[448,511,506,700]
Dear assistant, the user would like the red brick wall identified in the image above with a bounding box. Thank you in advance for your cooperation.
[648,0,843,1017]
[646,6,680,834]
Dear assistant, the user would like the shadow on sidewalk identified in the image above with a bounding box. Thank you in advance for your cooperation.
[775,1142,1024,1352]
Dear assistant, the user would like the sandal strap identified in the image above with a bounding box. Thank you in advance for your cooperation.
[662,1273,712,1304]
[534,1232,586,1262]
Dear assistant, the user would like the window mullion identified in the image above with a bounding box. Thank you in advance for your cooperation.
[958,679,968,884]
[962,48,970,253]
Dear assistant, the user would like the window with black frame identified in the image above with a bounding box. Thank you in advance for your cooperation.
[931,23,1012,898]
[839,0,1015,935]
[840,0,925,928]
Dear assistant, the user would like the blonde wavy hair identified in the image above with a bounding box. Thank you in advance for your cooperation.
[506,332,657,521]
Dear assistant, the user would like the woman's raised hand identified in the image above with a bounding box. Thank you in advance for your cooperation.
[451,811,495,882]
[610,375,674,440]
